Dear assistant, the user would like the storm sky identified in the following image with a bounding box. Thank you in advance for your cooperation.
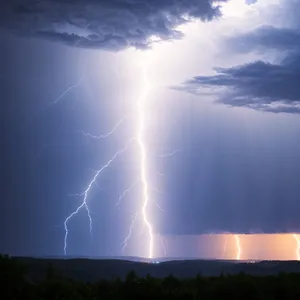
[2,0,300,258]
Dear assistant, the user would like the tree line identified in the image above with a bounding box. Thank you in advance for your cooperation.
[1,254,300,299]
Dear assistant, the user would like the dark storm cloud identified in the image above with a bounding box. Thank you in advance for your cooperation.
[0,0,225,51]
[179,25,300,113]
[228,26,300,53]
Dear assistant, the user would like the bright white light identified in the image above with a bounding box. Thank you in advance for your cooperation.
[235,234,241,260]
[136,51,154,259]
[221,0,251,18]
[293,234,300,261]
[152,260,160,264]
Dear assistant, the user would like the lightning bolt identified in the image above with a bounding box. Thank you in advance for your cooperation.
[114,179,139,208]
[293,234,300,261]
[60,51,155,258]
[136,53,154,259]
[223,236,228,259]
[235,234,241,260]
[150,185,164,195]
[63,138,135,255]
[159,150,181,158]
[159,234,168,257]
[52,75,85,105]
[79,117,128,139]
[155,202,164,212]
[121,212,140,254]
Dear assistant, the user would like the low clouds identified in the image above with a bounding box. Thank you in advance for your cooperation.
[228,26,300,53]
[181,50,300,113]
[0,0,225,51]
[180,15,300,113]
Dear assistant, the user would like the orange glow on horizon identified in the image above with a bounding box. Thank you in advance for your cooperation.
[155,234,300,260]
[234,235,241,260]
[293,234,300,261]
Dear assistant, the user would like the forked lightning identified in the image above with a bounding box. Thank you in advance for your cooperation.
[63,138,135,255]
[60,51,156,258]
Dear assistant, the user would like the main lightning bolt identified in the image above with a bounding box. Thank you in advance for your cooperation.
[59,51,156,258]
[63,138,135,255]
[293,234,300,261]
[235,234,241,260]
[136,53,154,259]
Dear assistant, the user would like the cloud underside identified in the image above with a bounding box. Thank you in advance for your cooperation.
[180,25,300,114]
[0,0,225,51]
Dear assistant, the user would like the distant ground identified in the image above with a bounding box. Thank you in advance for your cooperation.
[13,257,300,281]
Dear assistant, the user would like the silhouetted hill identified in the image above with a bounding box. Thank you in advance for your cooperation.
[12,257,300,281]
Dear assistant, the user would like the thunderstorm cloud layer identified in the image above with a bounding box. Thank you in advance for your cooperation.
[0,0,225,50]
